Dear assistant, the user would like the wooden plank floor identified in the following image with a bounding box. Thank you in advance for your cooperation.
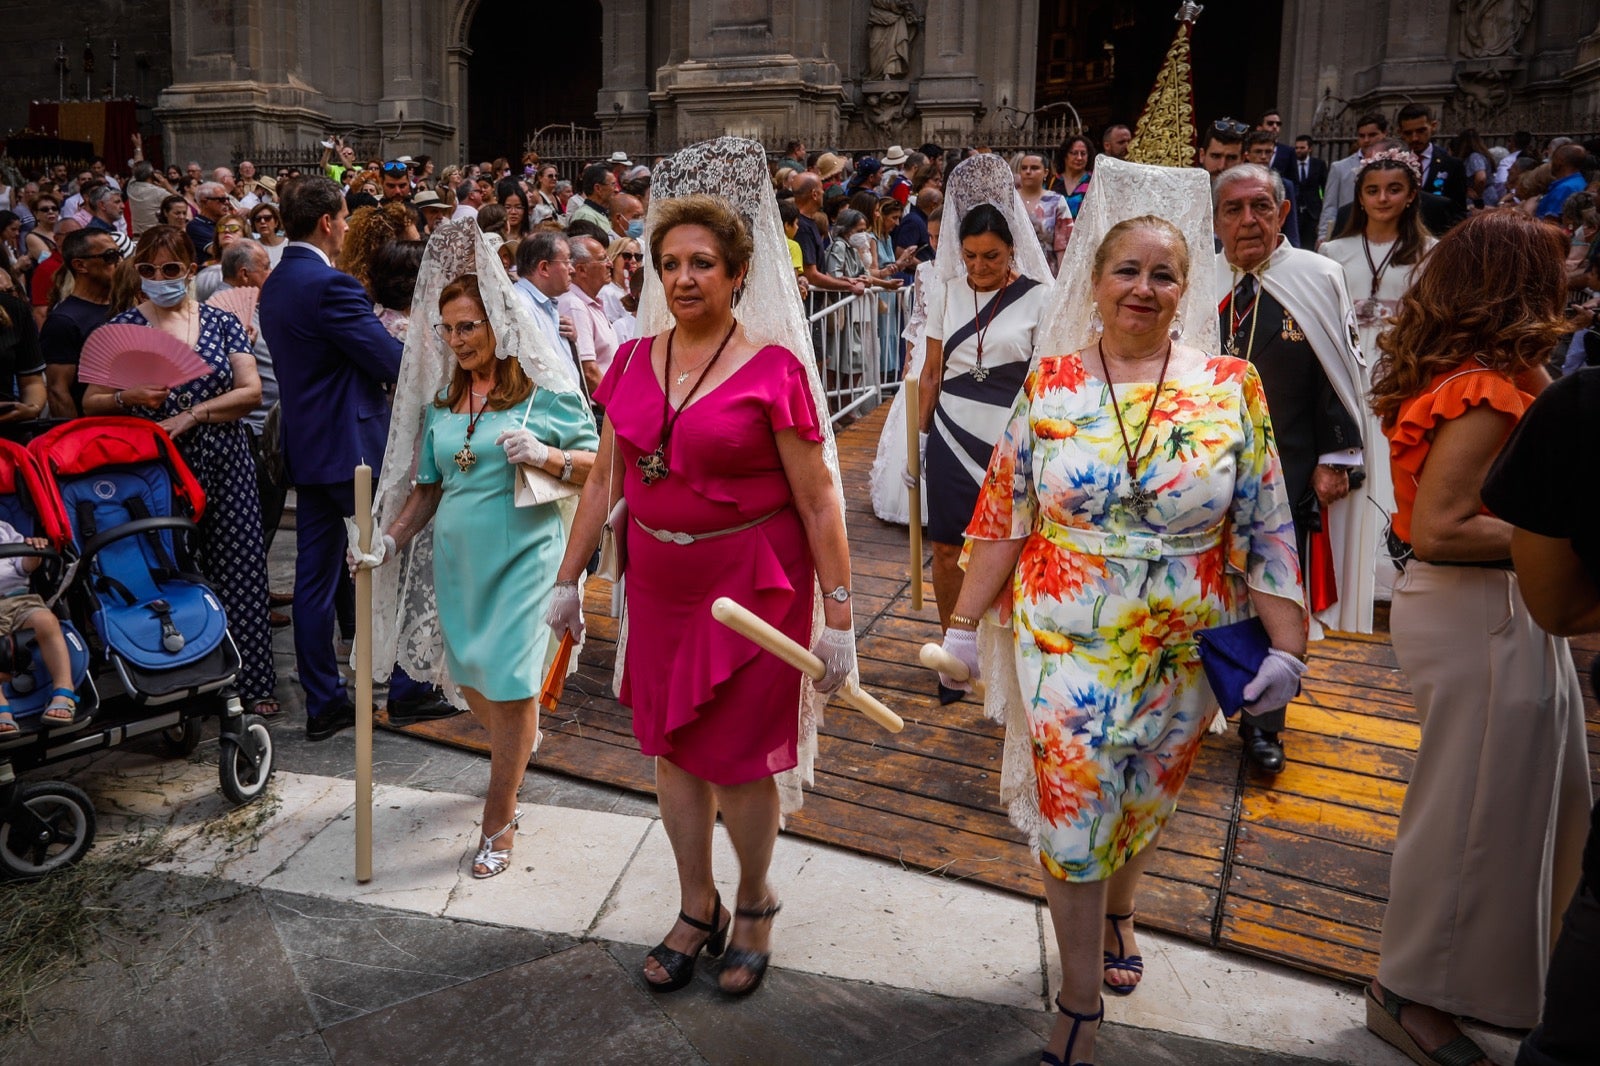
[395,401,1600,983]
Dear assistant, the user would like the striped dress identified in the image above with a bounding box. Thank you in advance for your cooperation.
[925,274,1047,543]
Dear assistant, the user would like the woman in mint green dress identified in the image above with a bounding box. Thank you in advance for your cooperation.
[378,273,598,878]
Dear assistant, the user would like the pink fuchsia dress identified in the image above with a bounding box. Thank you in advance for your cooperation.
[594,337,821,786]
[967,352,1301,882]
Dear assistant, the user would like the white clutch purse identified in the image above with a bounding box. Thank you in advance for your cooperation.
[514,463,579,508]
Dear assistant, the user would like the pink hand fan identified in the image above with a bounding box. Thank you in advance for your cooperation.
[76,323,213,391]
[206,286,259,330]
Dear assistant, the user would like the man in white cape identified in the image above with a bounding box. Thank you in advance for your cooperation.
[1213,162,1378,772]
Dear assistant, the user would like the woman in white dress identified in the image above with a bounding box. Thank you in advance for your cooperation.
[915,155,1052,702]
[869,253,939,525]
[1321,147,1435,597]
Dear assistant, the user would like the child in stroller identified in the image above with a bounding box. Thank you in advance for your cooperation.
[0,520,77,735]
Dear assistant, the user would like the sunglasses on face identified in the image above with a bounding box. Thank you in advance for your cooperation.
[619,252,643,262]
[1212,118,1250,135]
[219,225,246,235]
[37,204,60,213]
[82,249,123,264]
[135,261,188,279]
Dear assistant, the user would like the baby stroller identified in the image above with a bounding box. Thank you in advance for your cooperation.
[0,418,274,879]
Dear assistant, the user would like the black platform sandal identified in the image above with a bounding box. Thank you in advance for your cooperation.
[643,892,729,993]
[1040,995,1103,1066]
[1102,911,1143,995]
[718,899,783,997]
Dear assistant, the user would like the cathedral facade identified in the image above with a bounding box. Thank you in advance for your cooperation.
[1,1,1598,168]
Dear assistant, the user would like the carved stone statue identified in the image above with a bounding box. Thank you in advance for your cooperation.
[868,0,922,81]
[1457,0,1534,58]
[862,88,913,136]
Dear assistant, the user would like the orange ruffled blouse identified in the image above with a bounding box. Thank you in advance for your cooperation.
[1385,360,1535,545]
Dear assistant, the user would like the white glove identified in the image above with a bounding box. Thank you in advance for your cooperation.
[811,626,857,695]
[938,628,981,691]
[1241,649,1307,716]
[903,431,927,489]
[344,518,395,575]
[544,582,585,644]
[495,428,550,467]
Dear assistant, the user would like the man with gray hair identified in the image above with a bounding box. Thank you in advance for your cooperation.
[1213,161,1371,772]
[83,184,133,256]
[513,231,584,387]
[452,179,482,221]
[188,181,230,260]
[558,234,616,393]
[125,160,168,237]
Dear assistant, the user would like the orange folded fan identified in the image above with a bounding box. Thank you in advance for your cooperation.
[76,323,212,390]
[539,631,577,713]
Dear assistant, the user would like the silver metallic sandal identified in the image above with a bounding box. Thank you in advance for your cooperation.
[470,809,523,879]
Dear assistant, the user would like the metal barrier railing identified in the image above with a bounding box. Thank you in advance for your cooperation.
[807,284,916,424]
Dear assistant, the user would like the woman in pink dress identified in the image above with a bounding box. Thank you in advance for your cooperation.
[548,190,856,997]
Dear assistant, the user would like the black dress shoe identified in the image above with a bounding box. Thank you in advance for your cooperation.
[937,683,966,706]
[306,703,359,742]
[386,689,463,725]
[1241,724,1286,773]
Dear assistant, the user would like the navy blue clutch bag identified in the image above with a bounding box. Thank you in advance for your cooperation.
[1196,616,1271,718]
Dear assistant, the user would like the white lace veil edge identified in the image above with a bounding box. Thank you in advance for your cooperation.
[1035,155,1221,358]
[935,153,1055,289]
[636,136,848,815]
[369,218,593,700]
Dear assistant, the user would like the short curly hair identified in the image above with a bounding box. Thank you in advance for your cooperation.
[646,194,754,280]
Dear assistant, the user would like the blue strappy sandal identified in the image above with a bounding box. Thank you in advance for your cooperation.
[1103,911,1143,995]
[1041,995,1102,1065]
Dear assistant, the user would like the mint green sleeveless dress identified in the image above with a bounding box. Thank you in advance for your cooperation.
[416,389,598,700]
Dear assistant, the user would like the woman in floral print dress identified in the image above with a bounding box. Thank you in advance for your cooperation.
[934,215,1307,1066]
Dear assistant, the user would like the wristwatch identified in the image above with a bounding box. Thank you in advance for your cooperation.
[824,585,851,603]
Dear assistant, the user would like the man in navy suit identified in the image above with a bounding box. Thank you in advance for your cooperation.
[1291,135,1329,247]
[1397,103,1468,226]
[1258,109,1299,188]
[259,177,452,740]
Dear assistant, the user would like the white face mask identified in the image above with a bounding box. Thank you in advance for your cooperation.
[848,231,872,251]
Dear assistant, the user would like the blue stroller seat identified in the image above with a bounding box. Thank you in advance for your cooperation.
[31,418,240,704]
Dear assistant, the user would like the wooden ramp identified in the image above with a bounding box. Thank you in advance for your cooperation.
[394,402,1600,983]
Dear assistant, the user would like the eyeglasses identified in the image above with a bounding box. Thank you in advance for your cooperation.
[381,161,410,176]
[135,261,187,279]
[1212,118,1250,135]
[201,195,230,203]
[433,319,488,340]
[81,249,123,264]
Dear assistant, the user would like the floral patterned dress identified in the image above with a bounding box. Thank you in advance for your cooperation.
[967,351,1301,881]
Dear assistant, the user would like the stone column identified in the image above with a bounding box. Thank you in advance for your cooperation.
[374,0,453,155]
[651,0,844,146]
[156,0,332,167]
[599,0,652,153]
[917,0,983,141]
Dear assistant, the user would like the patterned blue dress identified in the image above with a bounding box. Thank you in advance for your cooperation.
[108,304,276,704]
